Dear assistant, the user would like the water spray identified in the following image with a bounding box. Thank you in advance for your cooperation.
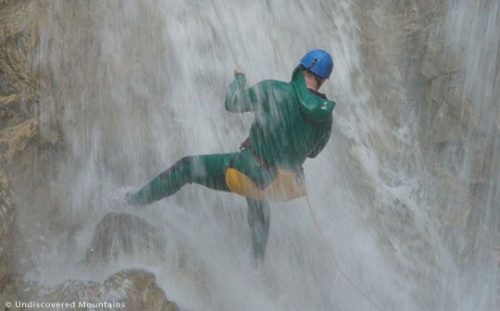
[209,1,384,309]
[209,0,239,66]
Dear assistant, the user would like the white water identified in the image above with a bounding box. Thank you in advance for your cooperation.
[15,0,499,310]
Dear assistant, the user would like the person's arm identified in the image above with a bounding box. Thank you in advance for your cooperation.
[307,115,332,158]
[224,72,262,113]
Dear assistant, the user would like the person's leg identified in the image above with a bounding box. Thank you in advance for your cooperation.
[231,150,277,189]
[126,153,234,206]
[246,198,270,260]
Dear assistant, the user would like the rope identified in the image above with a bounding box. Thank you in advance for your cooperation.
[497,256,500,310]
[304,194,384,311]
[451,251,496,311]
[209,0,239,66]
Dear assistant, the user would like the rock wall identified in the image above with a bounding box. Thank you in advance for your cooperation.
[0,0,39,290]
[0,1,181,308]
[84,212,169,268]
[354,0,498,250]
[351,0,498,308]
[0,0,498,309]
[1,269,179,311]
[0,160,14,290]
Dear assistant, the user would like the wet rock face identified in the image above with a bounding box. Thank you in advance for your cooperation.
[0,0,497,309]
[351,0,498,308]
[355,0,499,186]
[0,0,40,159]
[1,269,179,311]
[85,213,167,267]
[0,119,37,161]
[0,2,182,309]
[42,269,180,311]
[0,210,179,309]
[0,163,14,282]
[0,2,36,306]
[0,0,40,286]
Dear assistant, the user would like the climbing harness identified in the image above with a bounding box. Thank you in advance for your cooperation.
[225,167,306,202]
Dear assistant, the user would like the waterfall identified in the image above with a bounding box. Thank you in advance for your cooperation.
[10,0,498,310]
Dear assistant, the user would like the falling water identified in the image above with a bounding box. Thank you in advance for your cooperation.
[11,0,499,310]
[445,1,500,309]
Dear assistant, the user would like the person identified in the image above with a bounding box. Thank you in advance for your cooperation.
[125,49,336,261]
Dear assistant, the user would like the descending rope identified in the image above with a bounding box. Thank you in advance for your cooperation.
[497,257,500,310]
[451,251,495,311]
[209,0,239,66]
[304,194,384,311]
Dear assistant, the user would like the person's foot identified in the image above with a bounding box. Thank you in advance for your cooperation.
[109,186,136,210]
[124,190,147,207]
[124,191,137,205]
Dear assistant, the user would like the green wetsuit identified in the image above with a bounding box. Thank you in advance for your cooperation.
[126,67,335,259]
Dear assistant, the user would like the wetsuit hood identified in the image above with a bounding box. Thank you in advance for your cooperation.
[291,66,335,122]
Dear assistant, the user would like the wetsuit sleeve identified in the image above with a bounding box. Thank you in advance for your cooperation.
[307,115,332,158]
[224,73,262,113]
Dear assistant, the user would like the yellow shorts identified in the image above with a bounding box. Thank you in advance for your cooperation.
[225,168,306,202]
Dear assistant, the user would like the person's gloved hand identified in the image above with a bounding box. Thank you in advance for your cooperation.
[234,66,245,75]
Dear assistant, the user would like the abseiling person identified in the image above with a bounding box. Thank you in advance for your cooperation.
[126,49,336,261]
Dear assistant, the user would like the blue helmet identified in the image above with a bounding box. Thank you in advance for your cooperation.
[299,49,334,79]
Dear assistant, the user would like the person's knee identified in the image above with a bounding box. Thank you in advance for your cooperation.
[178,156,193,167]
[168,156,193,172]
[176,156,194,182]
[247,200,270,226]
[157,156,193,182]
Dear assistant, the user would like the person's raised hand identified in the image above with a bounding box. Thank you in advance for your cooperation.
[234,66,245,75]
